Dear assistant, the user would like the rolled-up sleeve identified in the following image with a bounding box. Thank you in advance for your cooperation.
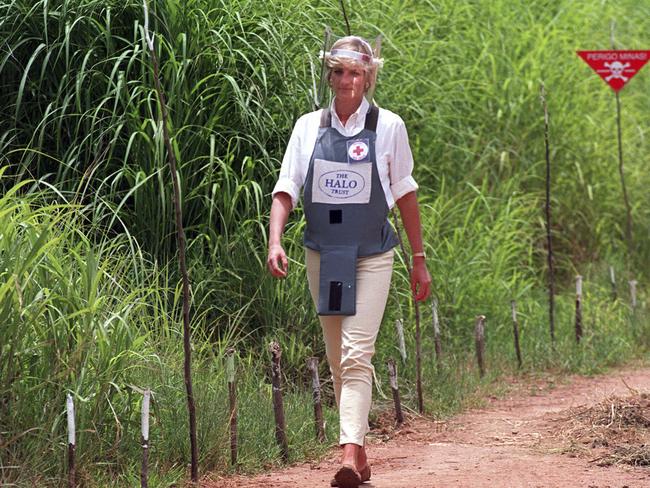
[272,120,305,210]
[389,118,419,202]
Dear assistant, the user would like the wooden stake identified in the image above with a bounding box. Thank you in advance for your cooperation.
[313,27,332,110]
[66,394,76,488]
[142,2,198,480]
[141,389,151,488]
[226,349,238,466]
[611,21,633,257]
[269,341,289,462]
[391,212,424,414]
[306,357,326,442]
[540,82,556,344]
[395,319,407,363]
[575,275,583,344]
[431,298,443,368]
[510,301,522,369]
[475,315,487,378]
[610,265,617,301]
[366,35,382,104]
[629,280,638,309]
[339,0,351,36]
[615,91,633,256]
[414,306,424,414]
[386,359,404,426]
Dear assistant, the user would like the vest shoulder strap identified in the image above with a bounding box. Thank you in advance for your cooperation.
[319,108,332,128]
[364,104,379,132]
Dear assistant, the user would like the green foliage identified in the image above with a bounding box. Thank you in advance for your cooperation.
[0,190,334,485]
[1,0,650,485]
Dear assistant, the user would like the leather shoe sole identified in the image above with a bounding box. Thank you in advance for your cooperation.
[333,464,362,488]
[331,464,370,487]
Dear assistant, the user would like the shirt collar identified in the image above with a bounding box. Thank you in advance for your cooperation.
[330,97,370,134]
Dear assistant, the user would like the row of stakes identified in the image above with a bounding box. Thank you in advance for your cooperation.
[65,389,151,488]
[62,343,401,487]
[62,270,640,486]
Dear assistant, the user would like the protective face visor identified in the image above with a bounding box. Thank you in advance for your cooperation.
[310,31,383,109]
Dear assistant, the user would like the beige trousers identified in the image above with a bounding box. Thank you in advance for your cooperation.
[306,247,394,446]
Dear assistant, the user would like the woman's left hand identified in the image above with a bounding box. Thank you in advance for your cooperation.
[410,258,431,302]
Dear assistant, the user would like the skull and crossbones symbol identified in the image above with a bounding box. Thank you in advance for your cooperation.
[603,61,631,82]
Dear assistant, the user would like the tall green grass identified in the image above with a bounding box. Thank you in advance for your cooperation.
[1,0,650,485]
[0,186,338,486]
[2,0,649,293]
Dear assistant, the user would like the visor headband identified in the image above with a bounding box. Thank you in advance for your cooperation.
[320,48,384,68]
[330,49,372,64]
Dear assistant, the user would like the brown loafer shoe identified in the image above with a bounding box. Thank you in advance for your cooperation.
[333,464,361,488]
[360,464,371,482]
[330,464,371,487]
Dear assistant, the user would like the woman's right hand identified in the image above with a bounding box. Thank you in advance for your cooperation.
[267,192,292,278]
[267,243,288,278]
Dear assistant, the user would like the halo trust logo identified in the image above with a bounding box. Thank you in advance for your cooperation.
[318,170,366,199]
[311,158,372,205]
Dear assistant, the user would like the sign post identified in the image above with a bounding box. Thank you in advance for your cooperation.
[576,49,650,258]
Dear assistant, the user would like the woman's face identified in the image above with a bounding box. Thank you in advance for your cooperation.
[329,63,368,106]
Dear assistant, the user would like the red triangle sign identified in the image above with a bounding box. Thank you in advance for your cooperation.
[577,50,650,92]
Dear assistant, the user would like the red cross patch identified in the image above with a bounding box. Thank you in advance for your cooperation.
[346,139,370,163]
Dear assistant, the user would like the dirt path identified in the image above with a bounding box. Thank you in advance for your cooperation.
[207,367,650,488]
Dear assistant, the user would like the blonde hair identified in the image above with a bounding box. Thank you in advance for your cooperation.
[323,36,383,93]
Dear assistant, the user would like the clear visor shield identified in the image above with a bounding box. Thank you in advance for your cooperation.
[311,31,383,109]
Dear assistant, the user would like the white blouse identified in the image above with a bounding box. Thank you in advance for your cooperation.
[272,97,418,210]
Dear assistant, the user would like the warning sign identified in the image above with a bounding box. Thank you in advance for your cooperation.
[577,50,650,92]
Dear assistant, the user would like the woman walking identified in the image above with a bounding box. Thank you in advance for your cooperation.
[267,35,431,488]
